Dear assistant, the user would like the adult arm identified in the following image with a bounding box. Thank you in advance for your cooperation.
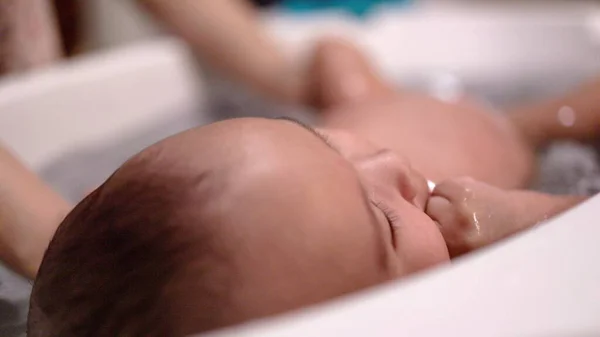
[0,0,62,74]
[0,145,70,279]
[138,0,307,104]
[510,77,600,146]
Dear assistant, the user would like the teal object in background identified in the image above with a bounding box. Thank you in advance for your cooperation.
[281,0,412,18]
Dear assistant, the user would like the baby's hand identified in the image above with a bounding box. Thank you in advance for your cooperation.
[425,177,519,257]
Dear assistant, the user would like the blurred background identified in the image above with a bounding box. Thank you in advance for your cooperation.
[5,0,600,106]
[66,0,600,196]
[3,2,600,235]
[4,0,600,235]
[46,1,600,55]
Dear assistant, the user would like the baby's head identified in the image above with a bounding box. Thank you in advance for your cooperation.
[28,118,449,336]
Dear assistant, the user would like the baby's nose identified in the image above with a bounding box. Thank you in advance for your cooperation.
[357,149,428,207]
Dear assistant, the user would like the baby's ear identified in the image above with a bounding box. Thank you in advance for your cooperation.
[307,38,392,110]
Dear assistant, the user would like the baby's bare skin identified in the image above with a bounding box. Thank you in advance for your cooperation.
[2,36,594,281]
[311,39,534,189]
[427,177,585,257]
[309,39,586,254]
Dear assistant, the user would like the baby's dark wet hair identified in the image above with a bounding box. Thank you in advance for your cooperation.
[28,154,232,337]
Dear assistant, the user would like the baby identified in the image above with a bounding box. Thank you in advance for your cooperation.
[27,40,593,336]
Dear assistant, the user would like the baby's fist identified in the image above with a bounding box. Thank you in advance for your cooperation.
[426,177,517,257]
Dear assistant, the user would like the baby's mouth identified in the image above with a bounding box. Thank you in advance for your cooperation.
[419,181,437,218]
[410,180,436,210]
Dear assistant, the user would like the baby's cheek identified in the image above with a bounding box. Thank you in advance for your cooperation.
[394,204,450,275]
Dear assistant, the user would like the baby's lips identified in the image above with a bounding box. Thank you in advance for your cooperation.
[408,176,433,210]
[410,181,435,210]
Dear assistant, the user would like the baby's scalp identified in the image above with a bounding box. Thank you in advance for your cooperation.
[29,118,396,336]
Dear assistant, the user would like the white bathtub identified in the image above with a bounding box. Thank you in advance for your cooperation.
[1,3,600,336]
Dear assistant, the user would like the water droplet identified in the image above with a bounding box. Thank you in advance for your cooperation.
[472,212,481,235]
[557,106,576,127]
[462,186,473,202]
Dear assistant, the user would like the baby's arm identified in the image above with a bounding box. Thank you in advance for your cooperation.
[426,177,586,257]
[0,145,70,279]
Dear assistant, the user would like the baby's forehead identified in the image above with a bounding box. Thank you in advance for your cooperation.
[109,117,374,232]
[123,118,336,177]
[31,119,395,335]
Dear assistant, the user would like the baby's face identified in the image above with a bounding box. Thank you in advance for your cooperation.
[163,117,448,324]
[29,117,450,335]
[313,126,448,273]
